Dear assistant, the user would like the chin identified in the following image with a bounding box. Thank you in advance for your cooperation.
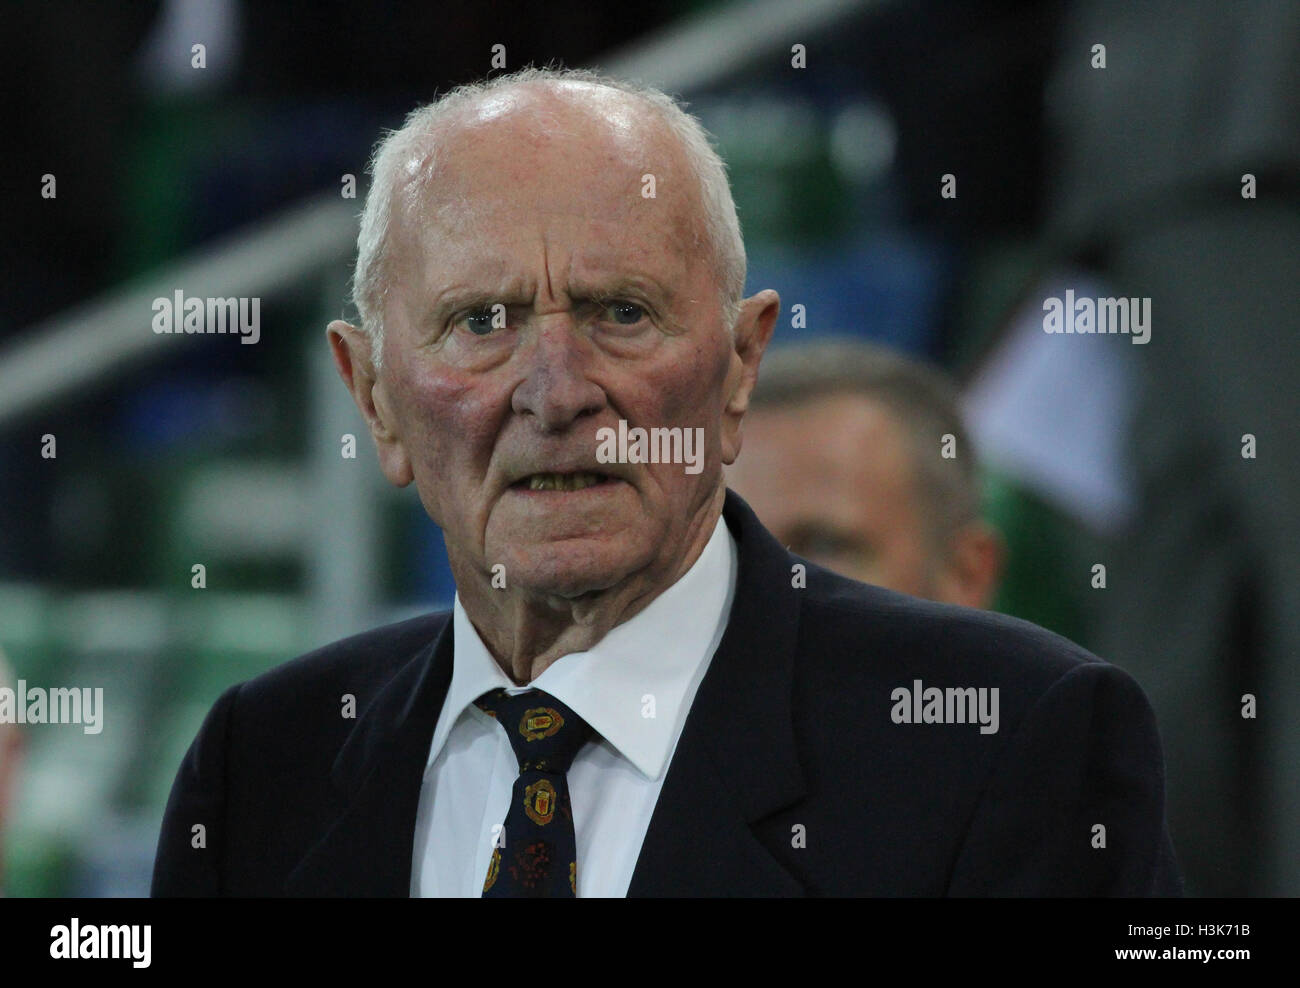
[503,536,652,600]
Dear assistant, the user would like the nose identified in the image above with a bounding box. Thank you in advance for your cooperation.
[510,316,607,431]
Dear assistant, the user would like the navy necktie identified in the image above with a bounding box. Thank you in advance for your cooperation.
[475,688,594,897]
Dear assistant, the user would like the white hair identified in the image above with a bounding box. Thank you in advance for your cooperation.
[349,67,747,369]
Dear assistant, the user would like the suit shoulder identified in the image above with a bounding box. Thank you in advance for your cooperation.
[797,561,1101,690]
[236,610,450,705]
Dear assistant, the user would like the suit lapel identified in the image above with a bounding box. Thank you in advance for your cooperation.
[284,618,454,896]
[628,490,807,896]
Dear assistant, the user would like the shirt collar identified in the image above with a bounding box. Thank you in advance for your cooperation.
[428,513,737,780]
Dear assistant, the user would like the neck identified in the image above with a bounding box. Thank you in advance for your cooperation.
[455,489,725,683]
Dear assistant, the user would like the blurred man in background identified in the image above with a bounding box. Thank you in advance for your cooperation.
[727,340,1003,608]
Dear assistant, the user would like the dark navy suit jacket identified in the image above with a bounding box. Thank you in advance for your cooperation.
[152,490,1183,896]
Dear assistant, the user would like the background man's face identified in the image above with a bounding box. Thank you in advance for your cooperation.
[368,92,738,598]
[727,392,939,596]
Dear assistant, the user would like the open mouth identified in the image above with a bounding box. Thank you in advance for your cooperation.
[512,471,616,492]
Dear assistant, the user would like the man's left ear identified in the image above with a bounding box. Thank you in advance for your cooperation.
[721,289,780,465]
[935,521,1006,610]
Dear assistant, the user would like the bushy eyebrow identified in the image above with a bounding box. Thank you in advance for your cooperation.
[426,273,675,318]
[567,274,675,306]
[429,290,504,316]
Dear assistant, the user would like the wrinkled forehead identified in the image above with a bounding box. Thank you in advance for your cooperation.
[387,87,706,281]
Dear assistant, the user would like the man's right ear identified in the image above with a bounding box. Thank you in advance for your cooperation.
[326,320,413,487]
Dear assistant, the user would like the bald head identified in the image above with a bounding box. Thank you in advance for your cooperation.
[352,68,746,369]
[387,87,702,331]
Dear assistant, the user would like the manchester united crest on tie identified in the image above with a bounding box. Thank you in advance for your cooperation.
[524,778,557,825]
[474,688,594,897]
[520,707,565,741]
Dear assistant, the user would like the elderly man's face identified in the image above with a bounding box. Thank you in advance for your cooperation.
[337,90,774,600]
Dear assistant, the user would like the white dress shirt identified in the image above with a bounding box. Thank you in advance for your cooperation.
[411,515,738,897]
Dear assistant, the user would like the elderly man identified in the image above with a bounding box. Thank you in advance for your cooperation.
[726,340,1004,608]
[152,68,1181,896]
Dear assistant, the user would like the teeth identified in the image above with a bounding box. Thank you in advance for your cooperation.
[527,472,605,491]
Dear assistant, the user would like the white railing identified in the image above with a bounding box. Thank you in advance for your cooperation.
[0,0,876,426]
[0,195,357,424]
[0,0,880,642]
